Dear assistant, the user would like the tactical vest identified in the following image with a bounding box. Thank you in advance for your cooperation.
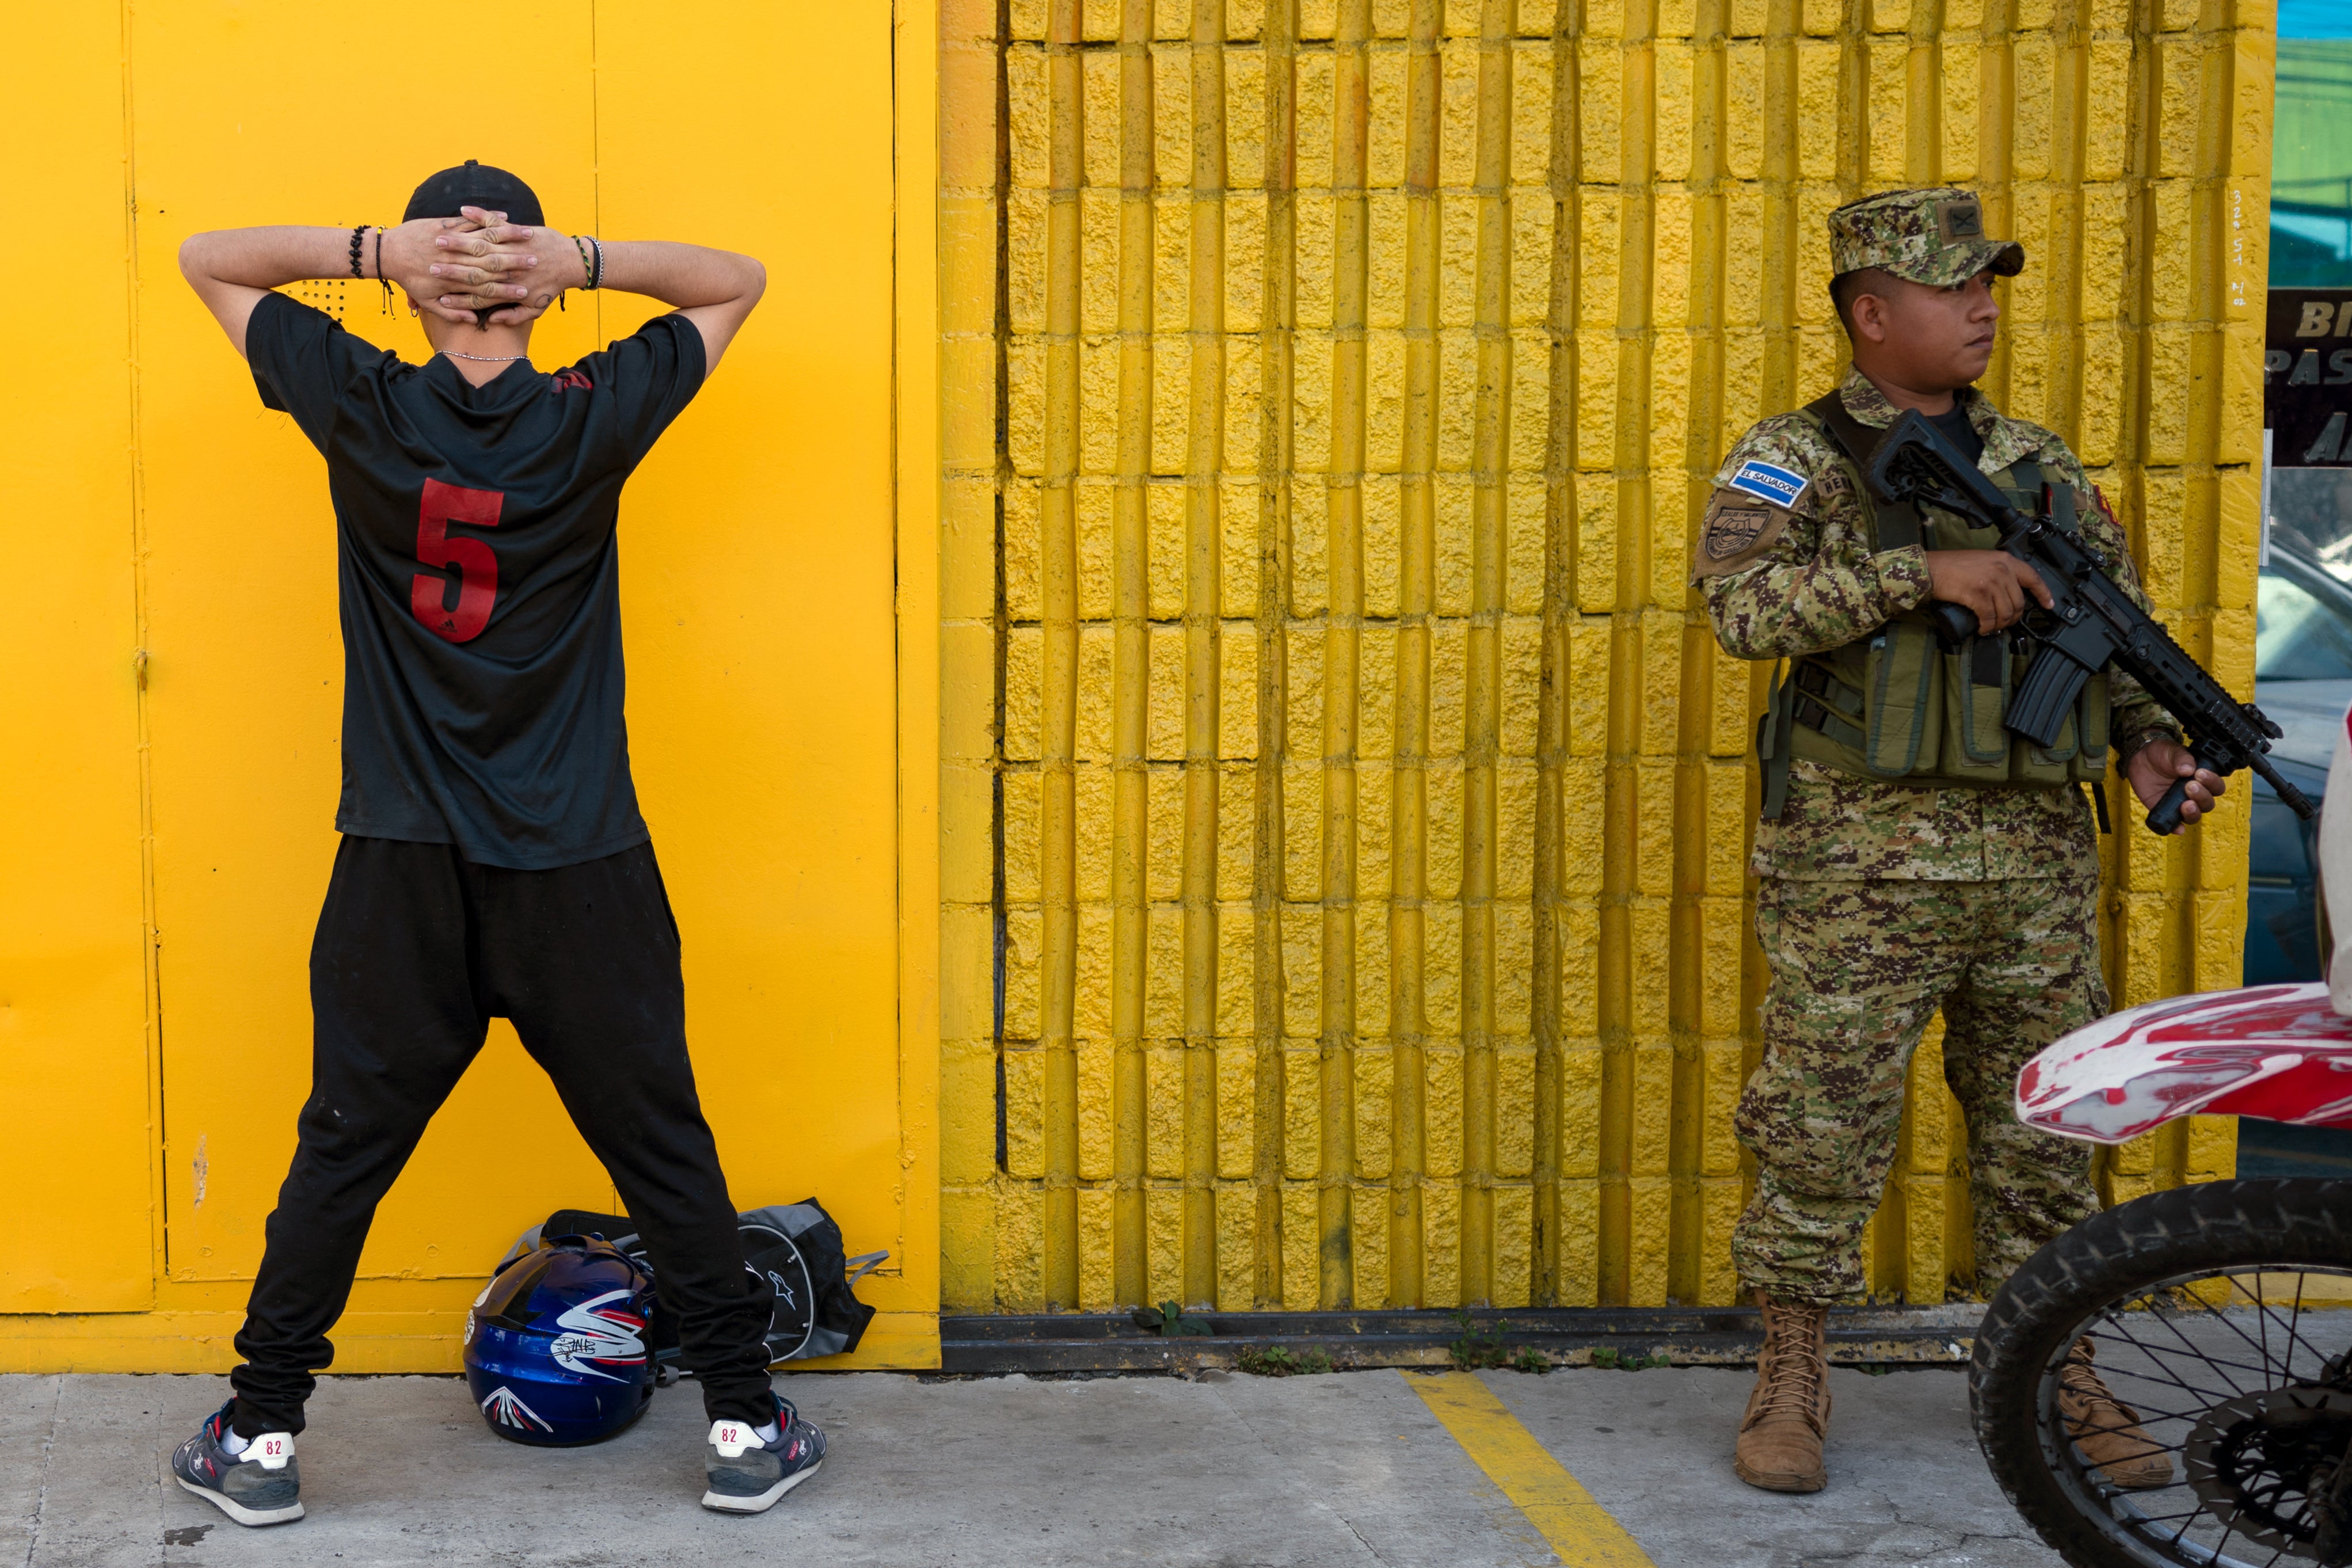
[1756,392,2110,819]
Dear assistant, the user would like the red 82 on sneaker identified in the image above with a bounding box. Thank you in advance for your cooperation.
[171,1399,304,1527]
[701,1395,827,1514]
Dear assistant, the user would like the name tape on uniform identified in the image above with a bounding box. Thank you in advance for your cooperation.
[1726,459,1809,511]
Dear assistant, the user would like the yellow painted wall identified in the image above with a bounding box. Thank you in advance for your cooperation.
[2,0,942,1370]
[935,0,2270,1313]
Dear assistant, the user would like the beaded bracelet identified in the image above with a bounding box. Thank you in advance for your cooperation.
[347,223,368,279]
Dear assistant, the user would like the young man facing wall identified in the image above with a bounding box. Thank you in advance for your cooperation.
[170,161,820,1525]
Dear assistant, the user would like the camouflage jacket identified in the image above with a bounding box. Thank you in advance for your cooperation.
[1700,370,2178,881]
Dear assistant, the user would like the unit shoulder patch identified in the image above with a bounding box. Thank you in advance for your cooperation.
[1725,458,1811,511]
[1704,502,1772,559]
[1691,490,1791,581]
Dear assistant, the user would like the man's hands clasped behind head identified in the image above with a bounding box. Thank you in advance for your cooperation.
[397,205,577,326]
[178,205,762,376]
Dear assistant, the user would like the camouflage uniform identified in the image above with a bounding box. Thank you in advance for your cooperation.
[1699,188,2179,1305]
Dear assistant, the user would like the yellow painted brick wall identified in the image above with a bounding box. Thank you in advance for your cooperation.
[938,0,2270,1311]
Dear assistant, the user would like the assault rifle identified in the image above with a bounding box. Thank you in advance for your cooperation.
[1863,410,2315,837]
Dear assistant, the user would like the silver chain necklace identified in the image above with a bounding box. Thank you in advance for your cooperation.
[440,349,530,363]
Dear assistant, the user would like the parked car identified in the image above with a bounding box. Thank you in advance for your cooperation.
[2237,538,2352,1174]
[2242,539,2352,984]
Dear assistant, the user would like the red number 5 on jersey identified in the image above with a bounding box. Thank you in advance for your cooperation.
[411,477,504,642]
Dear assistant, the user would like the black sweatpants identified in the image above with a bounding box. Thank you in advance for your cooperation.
[229,836,776,1436]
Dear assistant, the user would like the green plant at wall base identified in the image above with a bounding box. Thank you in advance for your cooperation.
[1131,1300,1213,1338]
[1590,1346,1673,1371]
[1509,1346,1552,1375]
[1448,1310,1514,1371]
[1236,1344,1334,1377]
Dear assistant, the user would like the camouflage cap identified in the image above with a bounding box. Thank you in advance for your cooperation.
[1828,187,2025,286]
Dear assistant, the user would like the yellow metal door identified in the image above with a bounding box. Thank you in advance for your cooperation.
[116,1,915,1361]
[0,6,157,1316]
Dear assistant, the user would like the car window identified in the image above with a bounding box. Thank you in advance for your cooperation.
[2256,569,2352,680]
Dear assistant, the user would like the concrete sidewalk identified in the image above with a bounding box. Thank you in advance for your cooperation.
[8,1365,2060,1568]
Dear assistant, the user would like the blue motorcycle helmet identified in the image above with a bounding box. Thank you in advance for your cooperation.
[463,1235,656,1447]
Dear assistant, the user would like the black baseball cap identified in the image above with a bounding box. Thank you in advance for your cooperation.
[402,160,543,226]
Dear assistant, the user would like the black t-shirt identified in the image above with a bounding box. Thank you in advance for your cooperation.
[247,291,706,869]
[1926,399,1986,467]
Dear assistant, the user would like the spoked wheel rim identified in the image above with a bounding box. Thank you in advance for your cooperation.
[2034,1265,2352,1568]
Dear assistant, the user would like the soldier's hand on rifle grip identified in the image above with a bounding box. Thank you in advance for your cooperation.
[2126,738,2226,833]
[1924,549,2053,634]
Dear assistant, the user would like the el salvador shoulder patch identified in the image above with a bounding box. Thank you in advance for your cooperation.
[1726,458,1810,511]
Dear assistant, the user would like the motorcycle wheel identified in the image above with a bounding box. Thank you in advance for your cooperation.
[1972,1178,2352,1568]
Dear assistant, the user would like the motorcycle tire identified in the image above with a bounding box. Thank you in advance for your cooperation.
[1971,1177,2352,1568]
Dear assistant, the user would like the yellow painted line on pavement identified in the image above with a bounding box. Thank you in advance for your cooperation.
[1402,1369,1659,1568]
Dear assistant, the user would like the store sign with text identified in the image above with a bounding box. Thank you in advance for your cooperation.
[2270,287,2352,465]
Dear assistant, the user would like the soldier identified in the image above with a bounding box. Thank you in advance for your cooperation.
[1693,188,2225,1494]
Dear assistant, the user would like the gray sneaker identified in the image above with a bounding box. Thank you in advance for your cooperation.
[170,1400,303,1527]
[702,1396,825,1514]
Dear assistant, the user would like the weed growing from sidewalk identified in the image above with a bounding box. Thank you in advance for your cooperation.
[1447,1315,1559,1373]
[1589,1346,1672,1371]
[1236,1344,1335,1377]
[1449,1310,1513,1371]
[1132,1300,1213,1338]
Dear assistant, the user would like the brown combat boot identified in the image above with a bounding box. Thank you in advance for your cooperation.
[2059,1337,2173,1490]
[1735,1294,1833,1493]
